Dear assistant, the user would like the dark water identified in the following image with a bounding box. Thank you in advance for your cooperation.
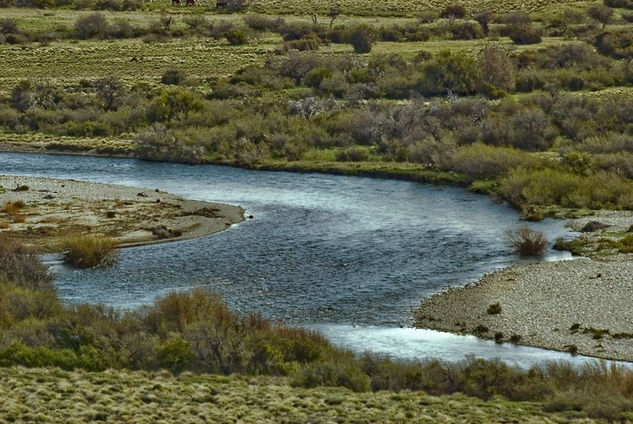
[1,153,588,366]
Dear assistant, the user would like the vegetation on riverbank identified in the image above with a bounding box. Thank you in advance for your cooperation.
[1,1,633,218]
[2,237,633,421]
[0,367,616,424]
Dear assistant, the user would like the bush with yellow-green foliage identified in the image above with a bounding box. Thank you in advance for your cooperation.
[61,234,118,268]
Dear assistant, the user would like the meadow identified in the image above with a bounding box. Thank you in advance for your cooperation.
[0,366,613,424]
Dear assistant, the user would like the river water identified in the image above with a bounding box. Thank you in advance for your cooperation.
[2,152,598,367]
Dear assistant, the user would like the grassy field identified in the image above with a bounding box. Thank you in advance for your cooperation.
[0,366,608,423]
[250,0,594,16]
[0,37,273,90]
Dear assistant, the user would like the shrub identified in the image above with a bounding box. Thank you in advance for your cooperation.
[604,0,633,8]
[183,15,209,31]
[335,147,369,162]
[74,12,109,39]
[61,234,117,268]
[345,25,376,54]
[11,81,36,112]
[0,18,18,35]
[487,303,502,315]
[0,236,53,291]
[284,35,320,51]
[450,22,483,40]
[505,226,547,256]
[161,69,187,85]
[417,51,480,96]
[224,29,248,45]
[242,14,285,31]
[481,46,515,93]
[451,145,539,179]
[508,26,541,44]
[225,0,247,12]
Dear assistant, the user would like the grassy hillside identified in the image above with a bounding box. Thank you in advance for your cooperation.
[0,366,613,423]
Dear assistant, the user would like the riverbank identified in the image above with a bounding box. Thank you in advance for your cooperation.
[0,174,245,252]
[415,257,633,361]
[0,142,470,187]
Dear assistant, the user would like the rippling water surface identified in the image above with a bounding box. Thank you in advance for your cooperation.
[2,153,586,366]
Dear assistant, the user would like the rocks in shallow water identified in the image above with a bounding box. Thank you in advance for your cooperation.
[149,225,182,239]
[581,221,610,232]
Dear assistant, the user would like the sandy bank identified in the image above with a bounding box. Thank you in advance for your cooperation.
[415,255,633,361]
[415,210,633,361]
[0,174,245,251]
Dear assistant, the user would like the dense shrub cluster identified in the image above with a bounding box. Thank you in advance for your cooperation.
[2,56,633,210]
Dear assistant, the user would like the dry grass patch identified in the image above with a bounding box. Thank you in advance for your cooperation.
[61,233,118,268]
[505,226,547,256]
[0,367,608,424]
[1,201,27,215]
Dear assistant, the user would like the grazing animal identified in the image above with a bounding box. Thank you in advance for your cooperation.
[186,0,195,5]
[171,0,182,5]
[216,0,227,7]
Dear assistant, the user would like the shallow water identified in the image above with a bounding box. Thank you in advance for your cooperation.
[2,153,587,366]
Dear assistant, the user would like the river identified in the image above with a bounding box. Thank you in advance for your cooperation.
[1,152,597,368]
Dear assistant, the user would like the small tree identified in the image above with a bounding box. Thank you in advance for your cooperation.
[94,76,125,111]
[441,4,466,18]
[440,4,466,27]
[149,89,203,122]
[587,6,614,29]
[481,45,515,92]
[470,9,493,36]
[328,4,342,28]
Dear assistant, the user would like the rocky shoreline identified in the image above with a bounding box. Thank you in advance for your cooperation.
[415,211,633,361]
[0,174,245,251]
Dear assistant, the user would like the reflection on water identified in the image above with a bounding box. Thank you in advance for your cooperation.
[308,324,618,368]
[2,153,581,362]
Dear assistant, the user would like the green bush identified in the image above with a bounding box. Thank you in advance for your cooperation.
[450,144,538,179]
[161,69,187,85]
[0,237,53,291]
[224,29,248,45]
[508,26,541,44]
[335,147,369,162]
[498,167,633,209]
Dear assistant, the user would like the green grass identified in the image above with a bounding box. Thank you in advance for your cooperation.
[0,37,273,91]
[0,366,608,423]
